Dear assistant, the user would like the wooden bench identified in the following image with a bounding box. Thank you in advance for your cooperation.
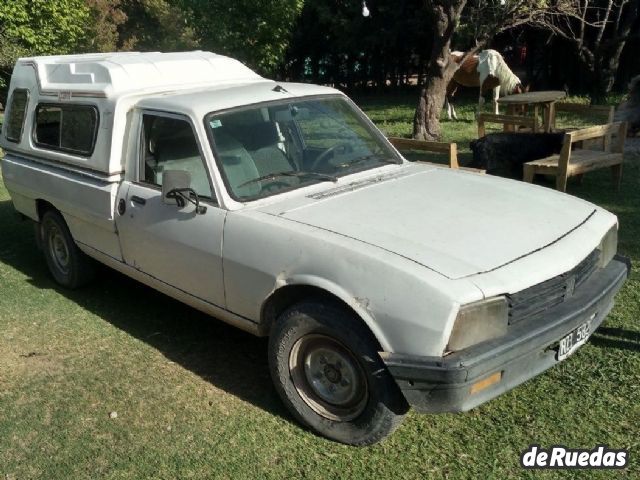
[388,137,459,168]
[523,122,627,192]
[555,102,615,150]
[387,137,485,173]
[477,113,540,137]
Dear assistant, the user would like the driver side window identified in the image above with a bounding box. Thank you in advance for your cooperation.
[140,114,213,199]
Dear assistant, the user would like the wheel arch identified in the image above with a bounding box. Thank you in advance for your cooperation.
[259,275,392,352]
[35,198,58,220]
[33,199,59,249]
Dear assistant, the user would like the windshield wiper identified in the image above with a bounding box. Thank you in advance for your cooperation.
[238,171,338,188]
[337,154,398,169]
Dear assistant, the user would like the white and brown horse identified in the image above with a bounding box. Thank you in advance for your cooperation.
[445,49,526,120]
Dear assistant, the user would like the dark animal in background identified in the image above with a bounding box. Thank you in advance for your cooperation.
[615,75,640,136]
[469,132,564,179]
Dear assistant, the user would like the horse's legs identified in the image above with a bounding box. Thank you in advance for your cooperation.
[445,81,459,121]
[477,73,488,116]
[445,95,459,121]
[493,86,500,114]
[477,88,487,117]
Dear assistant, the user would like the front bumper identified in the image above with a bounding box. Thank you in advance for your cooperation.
[381,255,630,413]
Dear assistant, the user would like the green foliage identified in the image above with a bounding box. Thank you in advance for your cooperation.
[0,0,89,94]
[0,0,89,59]
[182,0,304,74]
[118,0,198,51]
[83,0,128,52]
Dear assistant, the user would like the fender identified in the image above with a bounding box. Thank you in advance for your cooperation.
[269,273,393,352]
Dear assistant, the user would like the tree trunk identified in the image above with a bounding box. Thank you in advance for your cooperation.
[589,69,614,104]
[583,47,623,104]
[580,1,639,103]
[413,1,466,141]
[413,71,451,140]
[590,43,628,103]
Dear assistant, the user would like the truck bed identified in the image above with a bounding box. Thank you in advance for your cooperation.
[1,152,123,261]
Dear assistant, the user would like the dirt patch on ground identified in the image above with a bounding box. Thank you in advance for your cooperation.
[0,348,66,382]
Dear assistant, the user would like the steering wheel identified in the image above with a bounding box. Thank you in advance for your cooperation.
[310,142,353,171]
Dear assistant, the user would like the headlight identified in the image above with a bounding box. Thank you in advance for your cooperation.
[447,297,508,352]
[598,225,618,268]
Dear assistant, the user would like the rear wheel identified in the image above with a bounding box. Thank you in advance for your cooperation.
[41,210,95,289]
[269,301,408,445]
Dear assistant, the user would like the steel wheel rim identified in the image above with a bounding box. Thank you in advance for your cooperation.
[48,223,70,274]
[289,334,368,421]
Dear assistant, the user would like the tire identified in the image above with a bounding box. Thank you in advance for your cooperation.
[40,210,95,289]
[269,301,409,445]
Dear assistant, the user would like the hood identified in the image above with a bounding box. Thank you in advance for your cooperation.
[262,166,595,279]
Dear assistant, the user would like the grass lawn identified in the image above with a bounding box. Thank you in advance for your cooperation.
[1,94,639,479]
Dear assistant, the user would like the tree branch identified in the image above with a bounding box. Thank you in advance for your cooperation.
[594,0,614,48]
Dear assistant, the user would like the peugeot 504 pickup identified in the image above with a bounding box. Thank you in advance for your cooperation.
[0,52,629,445]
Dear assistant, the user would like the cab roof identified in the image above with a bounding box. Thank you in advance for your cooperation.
[135,81,342,118]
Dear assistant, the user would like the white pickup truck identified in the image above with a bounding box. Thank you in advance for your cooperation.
[0,51,629,445]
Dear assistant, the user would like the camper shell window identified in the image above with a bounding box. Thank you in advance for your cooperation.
[5,89,30,143]
[34,103,99,156]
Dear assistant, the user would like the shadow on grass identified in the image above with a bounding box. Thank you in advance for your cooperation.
[369,116,416,124]
[0,199,288,421]
[591,327,640,353]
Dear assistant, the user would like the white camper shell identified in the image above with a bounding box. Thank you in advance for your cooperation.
[6,51,264,176]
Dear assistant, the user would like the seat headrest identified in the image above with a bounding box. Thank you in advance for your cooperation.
[226,122,279,151]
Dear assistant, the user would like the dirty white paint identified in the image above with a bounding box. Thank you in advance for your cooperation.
[0,52,618,358]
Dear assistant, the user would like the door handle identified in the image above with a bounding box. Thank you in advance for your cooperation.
[131,195,146,206]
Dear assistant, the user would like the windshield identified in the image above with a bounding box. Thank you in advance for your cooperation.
[205,96,401,201]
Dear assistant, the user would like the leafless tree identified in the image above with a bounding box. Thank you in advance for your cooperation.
[532,0,640,103]
[412,0,624,140]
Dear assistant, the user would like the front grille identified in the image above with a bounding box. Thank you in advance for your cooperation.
[507,249,600,325]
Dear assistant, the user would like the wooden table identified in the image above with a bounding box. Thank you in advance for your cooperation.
[497,90,567,133]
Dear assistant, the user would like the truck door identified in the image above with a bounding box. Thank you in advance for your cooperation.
[115,111,226,309]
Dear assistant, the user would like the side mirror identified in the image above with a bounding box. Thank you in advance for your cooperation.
[162,170,191,206]
[161,170,207,214]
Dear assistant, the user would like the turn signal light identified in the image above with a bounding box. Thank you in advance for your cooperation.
[470,371,502,395]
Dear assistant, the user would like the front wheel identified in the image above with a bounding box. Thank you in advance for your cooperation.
[41,210,95,289]
[268,301,408,445]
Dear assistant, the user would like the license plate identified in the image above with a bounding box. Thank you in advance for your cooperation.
[557,322,591,361]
